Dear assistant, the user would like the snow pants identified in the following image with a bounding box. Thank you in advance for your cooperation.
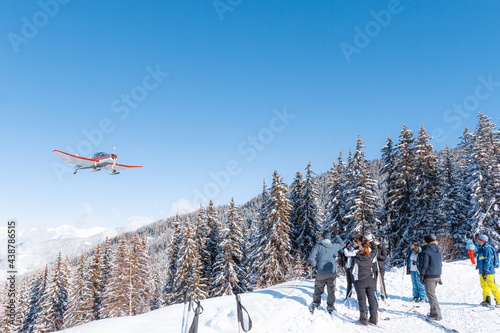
[374,263,387,298]
[480,274,500,303]
[423,277,442,320]
[312,272,337,307]
[354,276,378,324]
[410,270,427,301]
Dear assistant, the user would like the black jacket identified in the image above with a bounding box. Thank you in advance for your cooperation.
[377,244,387,263]
[352,252,375,281]
[419,243,442,278]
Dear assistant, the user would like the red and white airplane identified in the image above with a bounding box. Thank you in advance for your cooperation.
[52,148,142,175]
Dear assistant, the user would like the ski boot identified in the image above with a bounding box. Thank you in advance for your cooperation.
[412,297,418,302]
[480,296,491,307]
[327,304,336,314]
[309,303,319,313]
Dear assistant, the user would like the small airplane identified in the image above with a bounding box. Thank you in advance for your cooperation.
[52,148,142,175]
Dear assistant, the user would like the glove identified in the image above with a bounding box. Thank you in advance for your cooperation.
[438,278,443,285]
[482,272,488,280]
[420,276,425,284]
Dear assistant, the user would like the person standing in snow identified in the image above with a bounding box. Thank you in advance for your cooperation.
[464,234,500,307]
[352,241,378,325]
[407,242,427,303]
[374,237,388,300]
[343,239,358,300]
[309,230,344,313]
[419,235,442,321]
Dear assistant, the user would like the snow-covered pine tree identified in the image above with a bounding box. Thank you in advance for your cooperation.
[250,179,271,287]
[195,206,209,299]
[148,262,165,310]
[344,136,379,235]
[21,268,48,333]
[325,152,350,239]
[457,126,475,232]
[258,171,293,287]
[14,278,29,333]
[101,236,129,319]
[289,170,304,254]
[412,125,441,239]
[388,125,417,264]
[89,245,104,320]
[64,254,93,328]
[468,113,500,241]
[163,214,183,305]
[297,162,322,256]
[175,217,207,301]
[128,234,152,316]
[439,145,470,258]
[213,198,246,296]
[205,200,223,296]
[38,252,68,332]
[380,136,398,234]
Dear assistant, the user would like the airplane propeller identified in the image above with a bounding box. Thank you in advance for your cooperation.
[110,147,119,175]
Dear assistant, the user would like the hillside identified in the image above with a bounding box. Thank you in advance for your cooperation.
[60,259,499,333]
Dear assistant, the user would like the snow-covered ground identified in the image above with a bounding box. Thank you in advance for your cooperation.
[62,260,499,333]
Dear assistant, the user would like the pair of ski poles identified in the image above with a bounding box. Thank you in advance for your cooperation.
[181,292,203,333]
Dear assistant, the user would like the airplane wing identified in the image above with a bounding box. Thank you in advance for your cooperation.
[102,163,143,171]
[52,150,97,167]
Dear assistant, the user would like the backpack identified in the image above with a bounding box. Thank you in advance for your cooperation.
[493,246,500,269]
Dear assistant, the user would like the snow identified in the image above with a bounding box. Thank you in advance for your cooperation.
[60,259,500,332]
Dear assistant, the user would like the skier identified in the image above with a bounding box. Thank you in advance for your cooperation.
[373,237,388,300]
[464,234,500,307]
[308,230,344,313]
[419,235,442,321]
[407,242,427,303]
[343,239,358,300]
[351,241,378,325]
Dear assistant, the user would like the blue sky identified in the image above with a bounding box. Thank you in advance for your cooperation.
[1,0,500,231]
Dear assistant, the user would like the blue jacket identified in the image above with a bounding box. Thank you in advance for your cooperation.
[407,246,422,275]
[477,241,495,275]
[419,243,442,278]
[309,235,343,274]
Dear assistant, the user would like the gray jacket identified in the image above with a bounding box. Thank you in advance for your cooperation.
[309,235,344,274]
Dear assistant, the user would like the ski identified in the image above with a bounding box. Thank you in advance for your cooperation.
[411,311,459,333]
[332,310,385,331]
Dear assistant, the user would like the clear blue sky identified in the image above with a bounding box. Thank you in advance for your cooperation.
[1,0,499,231]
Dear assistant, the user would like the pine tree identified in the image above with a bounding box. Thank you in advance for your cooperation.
[380,136,398,233]
[468,113,500,240]
[128,234,152,316]
[101,236,129,318]
[64,254,93,327]
[163,214,183,305]
[412,125,441,238]
[289,170,304,254]
[89,245,104,320]
[297,162,322,255]
[205,200,223,295]
[258,171,293,287]
[22,268,48,332]
[345,136,379,235]
[388,125,417,264]
[213,198,246,296]
[175,217,207,301]
[195,206,209,299]
[325,152,350,238]
[439,145,470,257]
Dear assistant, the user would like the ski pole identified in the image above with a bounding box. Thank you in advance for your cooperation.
[401,255,406,302]
[486,276,500,288]
[181,292,189,333]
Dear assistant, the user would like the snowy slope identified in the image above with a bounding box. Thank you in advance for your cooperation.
[60,260,499,333]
